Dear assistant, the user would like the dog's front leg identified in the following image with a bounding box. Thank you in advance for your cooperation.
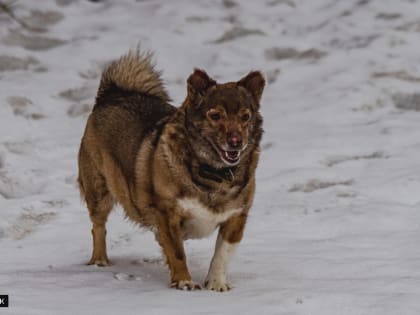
[205,213,247,292]
[156,211,200,290]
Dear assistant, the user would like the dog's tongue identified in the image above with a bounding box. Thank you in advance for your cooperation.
[224,150,240,162]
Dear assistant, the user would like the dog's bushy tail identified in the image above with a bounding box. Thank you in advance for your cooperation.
[96,49,170,102]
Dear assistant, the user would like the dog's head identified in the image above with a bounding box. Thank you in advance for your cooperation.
[184,69,265,167]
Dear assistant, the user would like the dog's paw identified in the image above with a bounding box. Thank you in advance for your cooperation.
[87,258,111,267]
[170,280,201,291]
[204,277,232,292]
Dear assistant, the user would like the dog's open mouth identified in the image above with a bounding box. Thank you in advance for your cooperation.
[213,145,241,165]
[221,150,240,164]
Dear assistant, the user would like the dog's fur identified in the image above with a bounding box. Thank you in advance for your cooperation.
[78,50,265,291]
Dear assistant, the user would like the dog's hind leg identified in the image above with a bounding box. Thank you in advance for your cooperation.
[86,190,113,266]
[78,145,114,267]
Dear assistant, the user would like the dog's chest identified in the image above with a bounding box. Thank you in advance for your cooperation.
[177,198,241,240]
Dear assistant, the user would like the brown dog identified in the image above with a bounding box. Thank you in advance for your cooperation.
[78,50,264,291]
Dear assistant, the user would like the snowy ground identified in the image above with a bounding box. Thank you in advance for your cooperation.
[1,0,420,314]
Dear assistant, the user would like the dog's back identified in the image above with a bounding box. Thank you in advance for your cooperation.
[89,51,176,182]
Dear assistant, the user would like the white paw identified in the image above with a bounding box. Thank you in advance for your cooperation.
[87,258,111,267]
[204,276,232,292]
[170,279,201,291]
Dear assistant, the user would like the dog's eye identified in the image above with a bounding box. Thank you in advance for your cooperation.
[209,112,221,121]
[241,113,250,122]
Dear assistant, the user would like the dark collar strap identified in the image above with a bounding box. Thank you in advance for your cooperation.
[198,164,236,183]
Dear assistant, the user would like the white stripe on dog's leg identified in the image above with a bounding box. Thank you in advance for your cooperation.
[205,233,237,291]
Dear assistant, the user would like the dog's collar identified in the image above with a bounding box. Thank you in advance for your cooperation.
[198,164,237,183]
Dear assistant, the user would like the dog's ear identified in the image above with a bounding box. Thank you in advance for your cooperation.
[237,71,265,103]
[187,69,217,98]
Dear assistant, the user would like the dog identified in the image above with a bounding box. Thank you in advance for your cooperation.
[78,49,265,291]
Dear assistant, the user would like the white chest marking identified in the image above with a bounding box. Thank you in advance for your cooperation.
[177,198,242,240]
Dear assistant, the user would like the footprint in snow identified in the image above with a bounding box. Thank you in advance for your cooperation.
[0,168,46,199]
[185,16,211,23]
[222,0,237,9]
[396,20,420,32]
[336,191,357,198]
[267,0,296,7]
[4,199,66,239]
[375,12,401,20]
[20,10,64,32]
[210,26,265,44]
[289,178,354,193]
[131,257,165,266]
[8,211,56,240]
[3,29,66,51]
[323,151,386,167]
[7,96,45,120]
[4,140,36,155]
[329,35,379,50]
[372,71,420,83]
[265,47,326,61]
[351,98,386,112]
[56,0,78,6]
[59,85,96,103]
[113,273,142,281]
[0,55,40,72]
[392,93,420,111]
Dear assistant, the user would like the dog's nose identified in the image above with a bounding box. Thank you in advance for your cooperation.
[227,132,242,149]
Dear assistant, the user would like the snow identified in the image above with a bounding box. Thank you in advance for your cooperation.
[1,0,420,314]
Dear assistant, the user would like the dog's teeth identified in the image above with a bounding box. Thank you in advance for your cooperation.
[223,150,240,161]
